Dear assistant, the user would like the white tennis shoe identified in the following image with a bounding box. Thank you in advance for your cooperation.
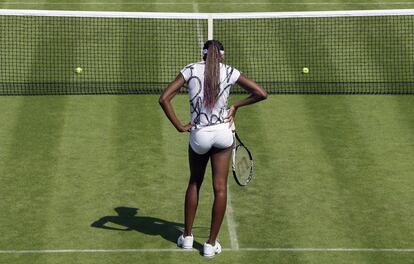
[177,234,193,249]
[203,241,222,257]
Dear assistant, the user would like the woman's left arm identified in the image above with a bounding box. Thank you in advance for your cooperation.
[159,73,193,132]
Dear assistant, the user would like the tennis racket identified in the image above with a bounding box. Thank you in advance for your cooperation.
[232,132,254,186]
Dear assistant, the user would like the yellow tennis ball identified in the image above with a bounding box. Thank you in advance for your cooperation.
[302,67,309,74]
[75,67,83,74]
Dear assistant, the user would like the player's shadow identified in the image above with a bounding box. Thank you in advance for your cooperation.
[91,207,203,252]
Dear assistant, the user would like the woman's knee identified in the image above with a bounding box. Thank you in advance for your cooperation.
[213,180,227,196]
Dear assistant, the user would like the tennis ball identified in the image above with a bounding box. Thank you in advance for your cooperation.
[302,67,309,74]
[75,67,83,74]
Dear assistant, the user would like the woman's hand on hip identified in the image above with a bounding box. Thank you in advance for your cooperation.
[225,105,237,128]
[178,122,194,133]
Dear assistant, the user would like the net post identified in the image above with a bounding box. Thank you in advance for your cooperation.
[208,14,213,40]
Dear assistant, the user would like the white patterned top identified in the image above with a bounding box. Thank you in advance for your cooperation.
[180,61,241,128]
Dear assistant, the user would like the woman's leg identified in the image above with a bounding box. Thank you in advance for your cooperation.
[184,146,210,236]
[207,146,232,244]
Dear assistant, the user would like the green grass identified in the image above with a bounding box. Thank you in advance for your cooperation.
[0,95,413,264]
[1,0,414,263]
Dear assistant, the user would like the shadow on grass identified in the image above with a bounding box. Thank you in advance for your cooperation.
[91,207,203,252]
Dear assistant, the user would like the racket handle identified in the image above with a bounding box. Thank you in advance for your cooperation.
[230,122,236,133]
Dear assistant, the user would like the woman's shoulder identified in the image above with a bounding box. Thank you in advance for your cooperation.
[220,63,241,75]
[182,61,205,69]
[180,61,205,80]
[220,63,241,83]
[220,63,238,71]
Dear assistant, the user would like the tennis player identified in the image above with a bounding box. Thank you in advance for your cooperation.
[159,40,267,257]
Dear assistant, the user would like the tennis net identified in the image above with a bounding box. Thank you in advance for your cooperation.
[1,9,414,95]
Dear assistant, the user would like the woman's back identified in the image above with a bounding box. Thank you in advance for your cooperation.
[181,61,240,128]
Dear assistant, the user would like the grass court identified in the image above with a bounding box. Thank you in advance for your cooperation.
[0,1,414,263]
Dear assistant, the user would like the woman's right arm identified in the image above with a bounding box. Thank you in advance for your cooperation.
[226,74,268,124]
[159,73,193,132]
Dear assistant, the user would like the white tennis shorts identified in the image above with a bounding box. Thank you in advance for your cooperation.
[189,123,234,155]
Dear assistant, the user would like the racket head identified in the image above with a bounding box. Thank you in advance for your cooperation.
[232,139,254,186]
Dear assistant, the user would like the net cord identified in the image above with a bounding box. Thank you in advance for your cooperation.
[2,9,414,19]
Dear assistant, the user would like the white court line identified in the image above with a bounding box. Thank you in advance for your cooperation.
[2,2,414,5]
[0,249,187,254]
[238,248,414,252]
[226,185,240,250]
[1,248,414,254]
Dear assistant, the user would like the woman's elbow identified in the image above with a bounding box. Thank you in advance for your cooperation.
[159,96,167,107]
[261,90,268,100]
[257,88,268,101]
[158,97,164,105]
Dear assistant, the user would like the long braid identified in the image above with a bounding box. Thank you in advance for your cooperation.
[203,42,221,111]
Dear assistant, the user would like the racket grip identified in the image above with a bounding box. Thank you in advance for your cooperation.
[230,122,236,133]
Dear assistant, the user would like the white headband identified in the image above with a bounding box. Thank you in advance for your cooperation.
[202,49,225,55]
